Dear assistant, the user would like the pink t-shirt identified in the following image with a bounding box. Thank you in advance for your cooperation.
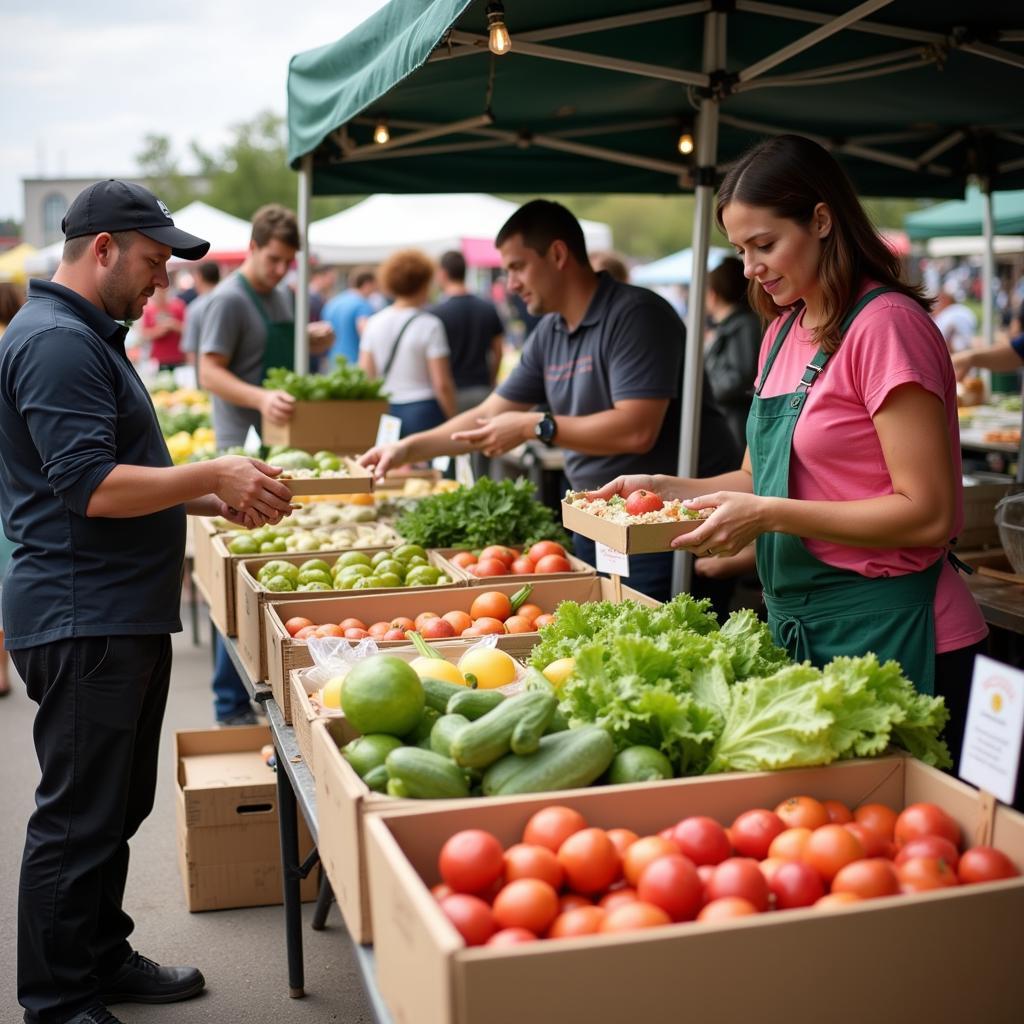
[757,284,987,654]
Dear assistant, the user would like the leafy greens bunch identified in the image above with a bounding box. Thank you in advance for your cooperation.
[394,477,570,549]
[263,356,388,401]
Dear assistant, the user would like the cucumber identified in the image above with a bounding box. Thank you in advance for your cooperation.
[430,713,470,758]
[522,669,568,732]
[481,726,615,796]
[450,691,557,769]
[421,676,470,714]
[446,687,506,720]
[385,746,470,799]
[403,706,441,746]
[363,764,390,792]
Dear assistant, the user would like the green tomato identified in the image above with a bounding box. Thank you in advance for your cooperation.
[298,559,332,575]
[370,550,392,568]
[372,559,406,579]
[257,559,295,581]
[352,575,382,589]
[335,575,359,590]
[338,563,373,580]
[263,574,295,593]
[297,581,331,592]
[404,555,429,568]
[394,544,427,563]
[337,551,373,569]
[250,528,272,546]
[297,569,333,587]
[373,572,402,588]
[228,536,259,555]
[295,535,320,553]
[315,454,342,472]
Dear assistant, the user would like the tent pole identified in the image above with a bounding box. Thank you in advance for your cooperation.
[673,7,724,598]
[295,153,312,373]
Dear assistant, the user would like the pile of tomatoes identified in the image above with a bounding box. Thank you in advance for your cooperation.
[430,797,1020,946]
[283,590,556,643]
[448,541,574,578]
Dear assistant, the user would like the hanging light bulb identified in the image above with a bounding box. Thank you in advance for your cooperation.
[486,2,512,55]
[677,132,694,156]
[373,119,390,145]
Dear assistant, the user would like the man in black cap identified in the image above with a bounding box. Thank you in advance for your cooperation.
[0,179,294,1024]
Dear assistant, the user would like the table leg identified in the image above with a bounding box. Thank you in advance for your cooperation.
[276,746,306,998]
[311,872,334,931]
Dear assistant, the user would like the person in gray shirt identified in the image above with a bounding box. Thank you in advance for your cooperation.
[180,260,220,358]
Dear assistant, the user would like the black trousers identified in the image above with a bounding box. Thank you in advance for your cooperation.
[12,635,172,1023]
[933,639,986,776]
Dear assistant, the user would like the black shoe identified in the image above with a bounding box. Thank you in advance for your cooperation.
[217,707,258,727]
[98,952,205,1005]
[62,1006,125,1024]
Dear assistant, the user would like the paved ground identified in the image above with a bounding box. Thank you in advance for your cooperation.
[0,618,374,1024]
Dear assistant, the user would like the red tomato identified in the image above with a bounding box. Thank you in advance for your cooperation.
[813,891,862,911]
[558,828,621,894]
[390,616,416,632]
[492,878,560,935]
[730,809,786,860]
[768,860,825,909]
[597,887,639,913]
[440,894,496,946]
[548,905,606,938]
[844,822,891,859]
[822,799,853,824]
[558,893,593,914]
[706,858,769,912]
[431,883,454,901]
[535,554,573,574]
[449,551,478,569]
[670,816,732,866]
[486,927,536,946]
[802,824,864,884]
[480,545,517,566]
[775,796,830,831]
[510,557,536,575]
[768,827,813,862]
[470,591,513,621]
[316,624,345,637]
[285,616,315,637]
[438,829,505,895]
[533,613,556,628]
[383,628,409,641]
[697,897,759,923]
[294,625,319,640]
[599,901,671,933]
[338,617,367,631]
[897,855,959,892]
[606,828,639,857]
[831,858,901,899]
[624,490,664,516]
[637,854,703,922]
[368,621,391,639]
[894,803,961,850]
[622,836,680,887]
[343,627,370,640]
[473,617,508,635]
[503,843,564,890]
[757,857,785,884]
[697,863,717,888]
[854,802,898,842]
[958,846,1020,884]
[516,603,544,624]
[504,615,535,634]
[895,835,960,872]
[473,558,510,578]
[421,617,457,640]
[522,806,587,852]
[442,610,473,634]
[414,611,439,631]
[528,541,568,562]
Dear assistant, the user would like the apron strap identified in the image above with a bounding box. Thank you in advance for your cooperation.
[381,311,424,383]
[754,309,800,396]
[237,273,276,326]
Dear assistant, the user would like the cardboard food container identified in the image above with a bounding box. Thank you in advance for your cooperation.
[174,726,318,912]
[278,456,375,496]
[261,399,389,453]
[366,755,1024,1024]
[433,548,598,587]
[264,577,659,699]
[235,549,465,685]
[190,515,220,612]
[562,498,702,554]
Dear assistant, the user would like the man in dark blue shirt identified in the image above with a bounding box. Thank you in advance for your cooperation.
[0,180,293,1024]
[361,200,740,603]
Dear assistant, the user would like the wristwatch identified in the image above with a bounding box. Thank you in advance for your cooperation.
[534,412,557,447]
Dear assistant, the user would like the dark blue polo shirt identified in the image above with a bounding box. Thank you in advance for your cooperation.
[497,272,740,489]
[0,280,185,649]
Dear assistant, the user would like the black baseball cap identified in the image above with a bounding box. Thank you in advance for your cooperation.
[61,179,211,260]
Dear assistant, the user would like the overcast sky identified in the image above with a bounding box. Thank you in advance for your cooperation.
[1,0,391,222]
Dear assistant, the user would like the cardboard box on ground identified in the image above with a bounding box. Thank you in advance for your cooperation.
[174,726,318,912]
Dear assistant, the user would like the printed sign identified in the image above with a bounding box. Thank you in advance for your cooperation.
[375,414,403,448]
[432,456,452,473]
[960,654,1024,804]
[595,542,630,577]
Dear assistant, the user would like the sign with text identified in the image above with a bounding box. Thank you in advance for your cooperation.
[375,414,402,448]
[960,654,1024,804]
[595,542,630,577]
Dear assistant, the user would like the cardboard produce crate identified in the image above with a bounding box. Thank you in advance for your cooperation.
[261,399,388,453]
[264,577,659,698]
[174,726,318,911]
[366,755,1024,1024]
[433,548,597,587]
[278,456,375,496]
[562,498,702,554]
[190,516,219,610]
[235,549,462,684]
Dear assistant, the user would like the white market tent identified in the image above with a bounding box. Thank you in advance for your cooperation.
[631,246,731,287]
[308,193,612,266]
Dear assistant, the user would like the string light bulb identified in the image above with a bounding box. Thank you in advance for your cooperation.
[677,132,694,156]
[486,2,512,55]
[373,119,390,145]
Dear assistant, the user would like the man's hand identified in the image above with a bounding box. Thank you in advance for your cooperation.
[359,441,411,480]
[260,389,296,425]
[308,320,335,356]
[212,456,294,523]
[450,412,536,457]
[585,475,659,500]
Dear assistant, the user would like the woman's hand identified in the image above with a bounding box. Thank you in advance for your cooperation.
[584,475,658,500]
[672,491,770,557]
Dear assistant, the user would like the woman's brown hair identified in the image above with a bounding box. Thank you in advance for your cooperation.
[379,248,435,299]
[716,134,930,353]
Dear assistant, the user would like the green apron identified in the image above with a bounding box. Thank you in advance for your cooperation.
[239,274,295,377]
[749,286,942,694]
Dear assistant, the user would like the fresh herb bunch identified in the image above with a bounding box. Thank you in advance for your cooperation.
[263,356,388,401]
[394,477,570,549]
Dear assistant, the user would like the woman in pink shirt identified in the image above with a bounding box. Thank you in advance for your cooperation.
[595,134,987,769]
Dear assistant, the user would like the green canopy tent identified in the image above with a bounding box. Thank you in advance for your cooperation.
[905,185,1024,237]
[287,0,1024,593]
